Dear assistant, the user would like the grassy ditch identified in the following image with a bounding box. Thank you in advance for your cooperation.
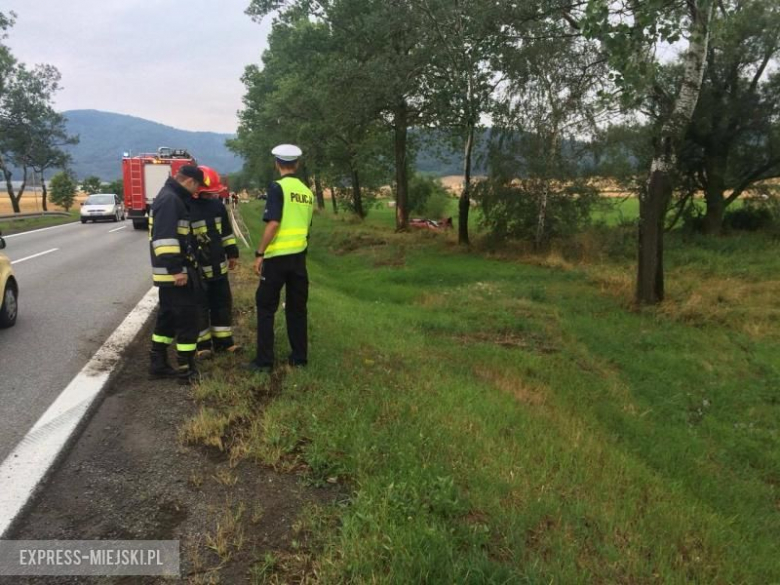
[184,200,780,583]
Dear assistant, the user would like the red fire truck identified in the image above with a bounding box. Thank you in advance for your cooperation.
[122,147,197,230]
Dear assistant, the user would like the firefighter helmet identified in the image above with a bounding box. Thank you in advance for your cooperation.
[197,165,224,194]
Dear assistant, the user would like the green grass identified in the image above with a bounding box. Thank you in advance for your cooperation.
[188,202,780,583]
[591,196,639,226]
[0,211,79,235]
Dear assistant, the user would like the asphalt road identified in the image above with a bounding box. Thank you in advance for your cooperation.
[0,220,152,463]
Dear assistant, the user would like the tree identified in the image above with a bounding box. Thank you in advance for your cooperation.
[578,0,714,304]
[677,0,780,234]
[49,171,76,211]
[81,175,102,195]
[246,0,436,230]
[0,11,16,96]
[233,17,391,218]
[27,111,76,211]
[490,22,607,248]
[105,178,123,197]
[411,0,516,244]
[0,61,69,213]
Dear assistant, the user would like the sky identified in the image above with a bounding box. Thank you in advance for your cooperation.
[4,0,273,133]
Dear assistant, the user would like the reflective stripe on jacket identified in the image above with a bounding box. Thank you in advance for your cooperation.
[149,178,195,287]
[189,197,239,281]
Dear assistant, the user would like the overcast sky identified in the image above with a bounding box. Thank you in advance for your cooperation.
[5,0,272,133]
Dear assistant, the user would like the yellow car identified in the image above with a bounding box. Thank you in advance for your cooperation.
[0,232,18,328]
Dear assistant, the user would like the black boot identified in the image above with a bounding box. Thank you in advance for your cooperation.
[149,350,177,380]
[177,354,200,386]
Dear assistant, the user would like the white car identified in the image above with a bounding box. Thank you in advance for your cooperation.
[80,193,126,223]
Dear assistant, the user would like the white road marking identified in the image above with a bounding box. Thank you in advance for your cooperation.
[0,286,158,537]
[108,225,127,233]
[11,248,59,265]
[4,222,79,239]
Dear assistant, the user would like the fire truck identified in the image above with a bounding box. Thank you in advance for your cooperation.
[122,147,198,230]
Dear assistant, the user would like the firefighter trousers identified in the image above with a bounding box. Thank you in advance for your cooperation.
[197,277,235,350]
[152,283,200,362]
[255,251,308,368]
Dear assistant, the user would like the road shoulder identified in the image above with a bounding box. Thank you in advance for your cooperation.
[6,321,339,584]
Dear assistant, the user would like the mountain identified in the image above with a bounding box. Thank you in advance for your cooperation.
[61,110,243,180]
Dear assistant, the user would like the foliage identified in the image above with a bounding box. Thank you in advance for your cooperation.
[0,10,16,96]
[675,0,780,233]
[476,178,599,242]
[224,170,256,194]
[80,175,102,194]
[408,174,451,218]
[232,17,392,218]
[48,171,77,211]
[0,15,76,212]
[592,123,653,189]
[724,195,780,232]
[423,190,451,220]
[105,178,123,197]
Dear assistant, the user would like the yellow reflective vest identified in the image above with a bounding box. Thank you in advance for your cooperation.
[265,176,314,259]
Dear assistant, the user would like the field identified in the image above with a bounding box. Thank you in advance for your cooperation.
[0,191,90,215]
[0,192,88,235]
[182,201,780,582]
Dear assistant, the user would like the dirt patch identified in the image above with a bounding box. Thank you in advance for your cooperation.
[4,322,340,584]
[331,233,388,255]
[455,330,558,354]
[474,366,548,407]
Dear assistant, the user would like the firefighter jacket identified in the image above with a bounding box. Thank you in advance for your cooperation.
[149,178,196,287]
[264,176,314,259]
[190,197,239,281]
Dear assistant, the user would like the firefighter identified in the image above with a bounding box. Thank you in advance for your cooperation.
[191,165,241,357]
[248,144,314,373]
[148,164,205,384]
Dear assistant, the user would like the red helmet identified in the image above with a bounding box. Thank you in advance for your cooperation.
[197,165,224,194]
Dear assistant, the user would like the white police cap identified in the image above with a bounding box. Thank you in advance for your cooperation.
[271,144,302,162]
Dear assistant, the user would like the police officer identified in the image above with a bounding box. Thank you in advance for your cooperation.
[249,144,314,372]
[148,164,205,384]
[190,165,241,357]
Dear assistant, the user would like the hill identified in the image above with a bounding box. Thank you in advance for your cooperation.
[61,110,243,180]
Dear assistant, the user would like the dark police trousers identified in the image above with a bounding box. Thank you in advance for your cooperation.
[255,251,308,367]
[152,281,200,361]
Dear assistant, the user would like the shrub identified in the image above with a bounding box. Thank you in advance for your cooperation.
[475,178,599,243]
[409,174,451,218]
[724,196,779,232]
[424,190,451,219]
[49,172,78,211]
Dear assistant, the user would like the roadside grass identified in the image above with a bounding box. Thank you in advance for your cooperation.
[184,201,780,582]
[0,210,79,235]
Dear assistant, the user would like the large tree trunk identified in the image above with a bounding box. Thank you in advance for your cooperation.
[41,171,48,211]
[636,0,713,305]
[2,168,21,214]
[702,158,726,234]
[393,100,410,231]
[459,122,475,246]
[351,167,364,218]
[703,186,725,235]
[313,175,325,210]
[638,147,673,303]
[18,169,28,211]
